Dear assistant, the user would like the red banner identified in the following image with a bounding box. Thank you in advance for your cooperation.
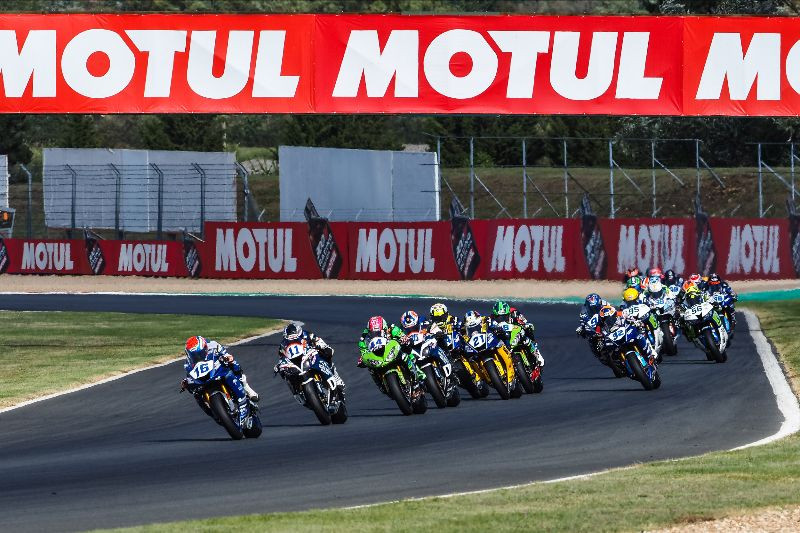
[345,221,458,280]
[95,240,188,277]
[201,221,336,279]
[708,218,793,280]
[0,14,798,115]
[2,239,89,274]
[473,219,588,280]
[598,218,696,280]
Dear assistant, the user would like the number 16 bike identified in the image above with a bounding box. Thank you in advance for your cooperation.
[275,341,348,425]
[183,358,262,440]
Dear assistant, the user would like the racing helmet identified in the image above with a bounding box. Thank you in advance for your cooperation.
[708,273,721,286]
[367,316,387,336]
[625,267,640,280]
[626,275,642,290]
[599,305,618,329]
[685,284,701,296]
[400,310,419,329]
[492,301,511,322]
[584,293,602,313]
[663,269,678,286]
[648,276,663,294]
[688,273,702,285]
[685,291,702,307]
[464,310,482,328]
[429,303,449,323]
[623,287,640,303]
[648,267,663,278]
[682,280,696,292]
[185,335,208,366]
[283,323,302,341]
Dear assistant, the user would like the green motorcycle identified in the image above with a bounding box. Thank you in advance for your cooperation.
[360,336,427,416]
[497,321,544,394]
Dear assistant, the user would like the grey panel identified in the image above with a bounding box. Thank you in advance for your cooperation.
[279,146,439,222]
[0,155,8,208]
[43,149,236,233]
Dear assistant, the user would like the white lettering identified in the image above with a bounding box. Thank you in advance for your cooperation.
[0,30,56,97]
[333,30,418,98]
[187,31,254,99]
[61,29,135,98]
[696,33,780,101]
[424,29,497,99]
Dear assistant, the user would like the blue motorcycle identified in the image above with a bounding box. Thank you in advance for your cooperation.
[185,357,262,440]
[276,342,347,425]
[709,291,736,340]
[602,324,662,391]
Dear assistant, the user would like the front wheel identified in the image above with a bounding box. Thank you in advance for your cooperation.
[331,400,348,424]
[209,393,244,440]
[446,386,461,407]
[423,365,447,408]
[661,323,678,356]
[626,352,654,391]
[243,414,263,439]
[385,372,413,415]
[514,357,534,394]
[704,329,725,363]
[485,359,511,400]
[303,380,332,425]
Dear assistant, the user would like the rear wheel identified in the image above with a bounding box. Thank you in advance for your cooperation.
[423,365,447,408]
[209,393,244,440]
[412,390,428,414]
[704,329,725,363]
[303,381,332,425]
[661,323,678,356]
[514,357,534,394]
[626,352,654,391]
[485,359,511,400]
[386,372,413,415]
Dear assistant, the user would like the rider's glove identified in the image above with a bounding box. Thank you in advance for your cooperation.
[575,325,584,337]
[356,356,366,368]
[399,335,411,346]
[221,353,234,365]
[180,378,190,392]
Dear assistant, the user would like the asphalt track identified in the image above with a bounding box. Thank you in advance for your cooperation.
[0,294,782,532]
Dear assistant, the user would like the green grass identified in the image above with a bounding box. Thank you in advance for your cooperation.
[0,311,281,408]
[105,300,800,533]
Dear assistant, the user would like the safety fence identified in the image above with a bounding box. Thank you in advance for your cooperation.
[1,215,798,281]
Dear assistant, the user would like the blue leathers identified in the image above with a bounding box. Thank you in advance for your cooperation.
[183,340,250,424]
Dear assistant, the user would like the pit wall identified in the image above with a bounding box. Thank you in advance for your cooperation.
[1,218,798,281]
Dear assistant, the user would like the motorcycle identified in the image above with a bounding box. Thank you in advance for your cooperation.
[602,323,662,391]
[646,292,680,357]
[406,328,461,408]
[184,357,262,440]
[680,298,729,363]
[497,321,543,393]
[276,342,348,425]
[709,291,736,340]
[622,302,664,361]
[464,328,523,400]
[441,325,490,399]
[361,336,427,415]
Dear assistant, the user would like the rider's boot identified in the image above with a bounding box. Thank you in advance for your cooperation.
[241,373,259,402]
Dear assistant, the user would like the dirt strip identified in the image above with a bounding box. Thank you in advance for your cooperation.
[0,276,797,300]
[650,506,800,532]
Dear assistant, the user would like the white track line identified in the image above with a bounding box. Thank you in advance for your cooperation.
[732,310,800,449]
[0,325,287,415]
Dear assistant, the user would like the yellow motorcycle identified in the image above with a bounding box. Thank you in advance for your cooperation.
[463,324,522,400]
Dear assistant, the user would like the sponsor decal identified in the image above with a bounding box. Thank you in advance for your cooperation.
[305,198,343,279]
[21,241,75,271]
[616,223,686,275]
[214,227,298,273]
[489,224,565,274]
[0,237,7,273]
[725,224,781,276]
[450,202,480,280]
[183,237,202,278]
[354,227,435,274]
[580,195,607,280]
[85,236,105,275]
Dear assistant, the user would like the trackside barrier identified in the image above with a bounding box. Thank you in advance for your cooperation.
[0,217,798,281]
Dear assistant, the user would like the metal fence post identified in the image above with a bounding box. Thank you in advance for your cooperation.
[522,138,527,218]
[150,163,164,239]
[20,164,32,237]
[469,136,475,218]
[436,136,442,219]
[66,164,77,236]
[192,163,206,238]
[757,143,763,217]
[651,140,657,217]
[562,139,568,218]
[695,139,701,197]
[109,163,122,237]
[791,143,796,202]
[608,140,615,219]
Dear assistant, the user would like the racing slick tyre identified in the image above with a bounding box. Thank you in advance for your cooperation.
[446,386,461,407]
[608,356,627,378]
[514,358,534,394]
[386,373,414,416]
[485,360,511,400]
[303,381,332,425]
[209,393,244,440]
[626,351,654,391]
[661,323,678,356]
[653,371,662,390]
[423,366,447,408]
[510,379,524,399]
[243,414,263,439]
[478,381,491,397]
[704,329,726,363]
[331,401,348,424]
[412,391,428,414]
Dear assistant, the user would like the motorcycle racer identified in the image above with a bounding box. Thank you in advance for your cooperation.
[490,301,545,367]
[576,293,611,356]
[275,322,342,383]
[357,315,426,382]
[620,287,644,310]
[598,305,658,361]
[663,269,683,290]
[180,335,259,426]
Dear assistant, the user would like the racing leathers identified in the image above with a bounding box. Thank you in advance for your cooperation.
[181,340,256,425]
[491,307,544,367]
[576,299,612,358]
[357,322,426,384]
[600,312,658,362]
[275,329,343,384]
